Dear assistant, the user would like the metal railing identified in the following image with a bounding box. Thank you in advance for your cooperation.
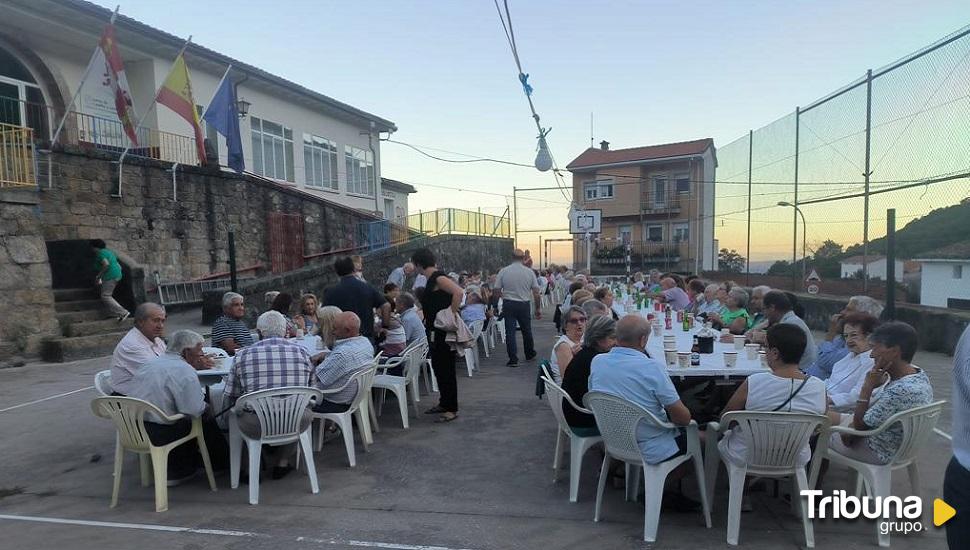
[155,273,233,306]
[407,208,511,238]
[0,123,36,188]
[355,218,417,252]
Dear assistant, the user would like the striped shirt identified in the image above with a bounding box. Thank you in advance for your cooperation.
[954,325,970,469]
[313,336,374,404]
[224,337,313,408]
[211,315,254,350]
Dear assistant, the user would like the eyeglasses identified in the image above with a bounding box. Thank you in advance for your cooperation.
[842,332,865,341]
[567,316,588,324]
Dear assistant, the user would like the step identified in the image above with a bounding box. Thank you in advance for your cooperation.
[53,288,97,302]
[64,318,134,338]
[54,299,104,313]
[57,310,107,326]
[41,331,129,363]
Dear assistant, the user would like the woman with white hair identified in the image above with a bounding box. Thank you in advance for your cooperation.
[696,284,723,316]
[807,295,885,380]
[709,288,752,336]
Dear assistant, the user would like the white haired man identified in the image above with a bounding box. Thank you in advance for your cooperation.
[225,311,313,479]
[125,329,230,484]
[805,295,884,380]
[387,262,415,289]
[211,292,254,356]
[312,312,375,412]
[110,302,167,395]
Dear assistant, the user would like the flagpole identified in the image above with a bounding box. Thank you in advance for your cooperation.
[46,5,120,188]
[200,64,232,120]
[116,35,192,198]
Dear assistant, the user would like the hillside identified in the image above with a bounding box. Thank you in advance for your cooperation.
[843,198,970,259]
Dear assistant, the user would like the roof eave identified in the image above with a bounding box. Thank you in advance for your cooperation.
[568,151,712,173]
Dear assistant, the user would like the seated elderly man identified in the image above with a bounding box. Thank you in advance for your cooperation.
[396,293,427,346]
[211,292,254,356]
[746,285,772,330]
[125,330,229,484]
[751,291,818,371]
[225,311,313,479]
[313,312,375,413]
[592,287,621,320]
[589,315,699,511]
[806,295,884,380]
[110,302,167,396]
[654,277,691,311]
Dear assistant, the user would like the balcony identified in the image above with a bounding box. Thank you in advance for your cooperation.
[0,123,35,188]
[640,191,689,217]
[591,240,693,273]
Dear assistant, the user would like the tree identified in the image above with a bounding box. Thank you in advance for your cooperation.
[767,260,798,276]
[811,239,844,279]
[718,248,745,273]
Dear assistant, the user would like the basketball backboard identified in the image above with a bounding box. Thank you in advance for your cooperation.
[569,209,602,234]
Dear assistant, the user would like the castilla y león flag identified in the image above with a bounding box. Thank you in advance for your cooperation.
[156,53,206,163]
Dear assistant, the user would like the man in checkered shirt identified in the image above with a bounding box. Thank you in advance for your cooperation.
[225,310,313,479]
[313,311,376,413]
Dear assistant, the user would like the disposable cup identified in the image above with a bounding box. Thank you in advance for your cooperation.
[723,351,738,368]
[758,350,769,368]
[733,335,746,350]
[676,352,691,369]
[664,348,677,367]
[745,343,760,361]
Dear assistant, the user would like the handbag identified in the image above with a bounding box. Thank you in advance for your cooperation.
[772,377,809,412]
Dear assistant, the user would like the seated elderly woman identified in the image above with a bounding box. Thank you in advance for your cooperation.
[827,321,934,465]
[317,305,342,350]
[708,288,753,337]
[570,289,594,307]
[270,292,299,337]
[807,295,884,380]
[717,324,827,468]
[549,305,586,383]
[580,299,611,320]
[696,283,723,317]
[685,279,707,315]
[824,312,879,412]
[560,315,617,437]
[460,287,488,326]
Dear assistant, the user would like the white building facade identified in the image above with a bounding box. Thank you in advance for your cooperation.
[839,256,904,282]
[0,0,409,218]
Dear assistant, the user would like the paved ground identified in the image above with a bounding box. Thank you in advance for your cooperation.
[0,305,957,549]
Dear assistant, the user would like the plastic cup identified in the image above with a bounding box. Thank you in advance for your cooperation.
[664,348,677,367]
[758,350,769,368]
[745,343,760,361]
[676,352,691,369]
[733,335,746,350]
[723,351,738,368]
[295,329,305,338]
[720,328,731,337]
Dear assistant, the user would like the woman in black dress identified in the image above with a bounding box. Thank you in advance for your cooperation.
[561,314,617,435]
[412,248,464,423]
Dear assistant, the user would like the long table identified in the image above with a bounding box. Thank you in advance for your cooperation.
[641,313,769,380]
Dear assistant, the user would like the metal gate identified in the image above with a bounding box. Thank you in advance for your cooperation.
[267,212,304,273]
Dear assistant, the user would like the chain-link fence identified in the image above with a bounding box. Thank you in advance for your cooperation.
[715,24,970,296]
[513,186,572,268]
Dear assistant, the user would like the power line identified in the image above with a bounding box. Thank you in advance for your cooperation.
[383,139,534,168]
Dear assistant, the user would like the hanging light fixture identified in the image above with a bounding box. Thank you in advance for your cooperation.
[534,134,552,172]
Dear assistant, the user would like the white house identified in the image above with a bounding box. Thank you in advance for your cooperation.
[0,0,412,219]
[917,243,970,309]
[839,255,904,282]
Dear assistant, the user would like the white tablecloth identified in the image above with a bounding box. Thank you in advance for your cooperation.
[644,320,768,379]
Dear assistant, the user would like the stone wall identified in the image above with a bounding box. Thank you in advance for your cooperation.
[202,234,514,324]
[0,188,59,360]
[40,147,382,290]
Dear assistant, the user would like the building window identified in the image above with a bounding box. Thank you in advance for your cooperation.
[383,198,395,220]
[583,179,614,201]
[345,145,375,196]
[955,265,964,279]
[652,177,666,207]
[250,116,294,182]
[646,225,663,242]
[675,173,690,194]
[618,224,632,245]
[673,223,689,243]
[303,134,338,190]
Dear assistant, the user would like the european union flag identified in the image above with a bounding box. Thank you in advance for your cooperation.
[202,73,244,173]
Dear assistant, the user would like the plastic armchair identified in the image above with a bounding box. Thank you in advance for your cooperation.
[704,411,831,548]
[583,391,711,544]
[94,369,114,396]
[826,400,945,548]
[91,396,217,512]
[228,386,322,505]
[311,364,378,467]
[462,320,485,377]
[202,346,229,358]
[542,376,602,502]
[373,341,428,428]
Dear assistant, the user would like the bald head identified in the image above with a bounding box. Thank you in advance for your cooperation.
[660,277,675,290]
[615,314,650,349]
[334,311,361,340]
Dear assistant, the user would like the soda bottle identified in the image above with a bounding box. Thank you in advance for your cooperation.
[682,312,690,332]
[664,305,672,331]
[690,336,701,366]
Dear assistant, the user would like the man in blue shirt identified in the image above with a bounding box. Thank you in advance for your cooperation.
[589,315,698,510]
[323,256,390,342]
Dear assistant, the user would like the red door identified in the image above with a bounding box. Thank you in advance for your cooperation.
[267,212,304,273]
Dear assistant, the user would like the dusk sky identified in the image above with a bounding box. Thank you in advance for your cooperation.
[92,0,970,263]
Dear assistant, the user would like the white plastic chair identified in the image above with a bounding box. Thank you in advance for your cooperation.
[479,321,492,358]
[311,365,378,467]
[826,400,945,547]
[373,341,428,429]
[202,346,229,358]
[91,396,217,512]
[705,411,831,548]
[584,391,711,543]
[228,386,321,505]
[94,369,114,396]
[496,299,506,344]
[462,320,485,377]
[542,375,602,502]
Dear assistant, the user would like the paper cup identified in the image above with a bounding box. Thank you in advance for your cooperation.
[745,343,760,361]
[758,350,769,368]
[733,335,746,350]
[720,328,731,337]
[676,352,691,369]
[723,351,738,368]
[664,348,677,367]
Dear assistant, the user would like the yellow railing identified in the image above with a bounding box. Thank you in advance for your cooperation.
[0,123,35,188]
[407,208,511,238]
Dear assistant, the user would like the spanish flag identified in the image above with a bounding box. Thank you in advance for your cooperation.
[156,53,205,163]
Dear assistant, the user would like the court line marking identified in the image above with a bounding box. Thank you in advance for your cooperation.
[0,513,479,550]
[934,428,953,440]
[0,386,93,413]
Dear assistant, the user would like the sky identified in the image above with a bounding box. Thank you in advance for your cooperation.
[92,0,970,264]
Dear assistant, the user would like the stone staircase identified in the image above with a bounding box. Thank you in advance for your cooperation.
[41,288,133,362]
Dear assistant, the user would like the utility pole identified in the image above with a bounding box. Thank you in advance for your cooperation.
[862,69,873,293]
[793,106,800,292]
[745,130,753,286]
